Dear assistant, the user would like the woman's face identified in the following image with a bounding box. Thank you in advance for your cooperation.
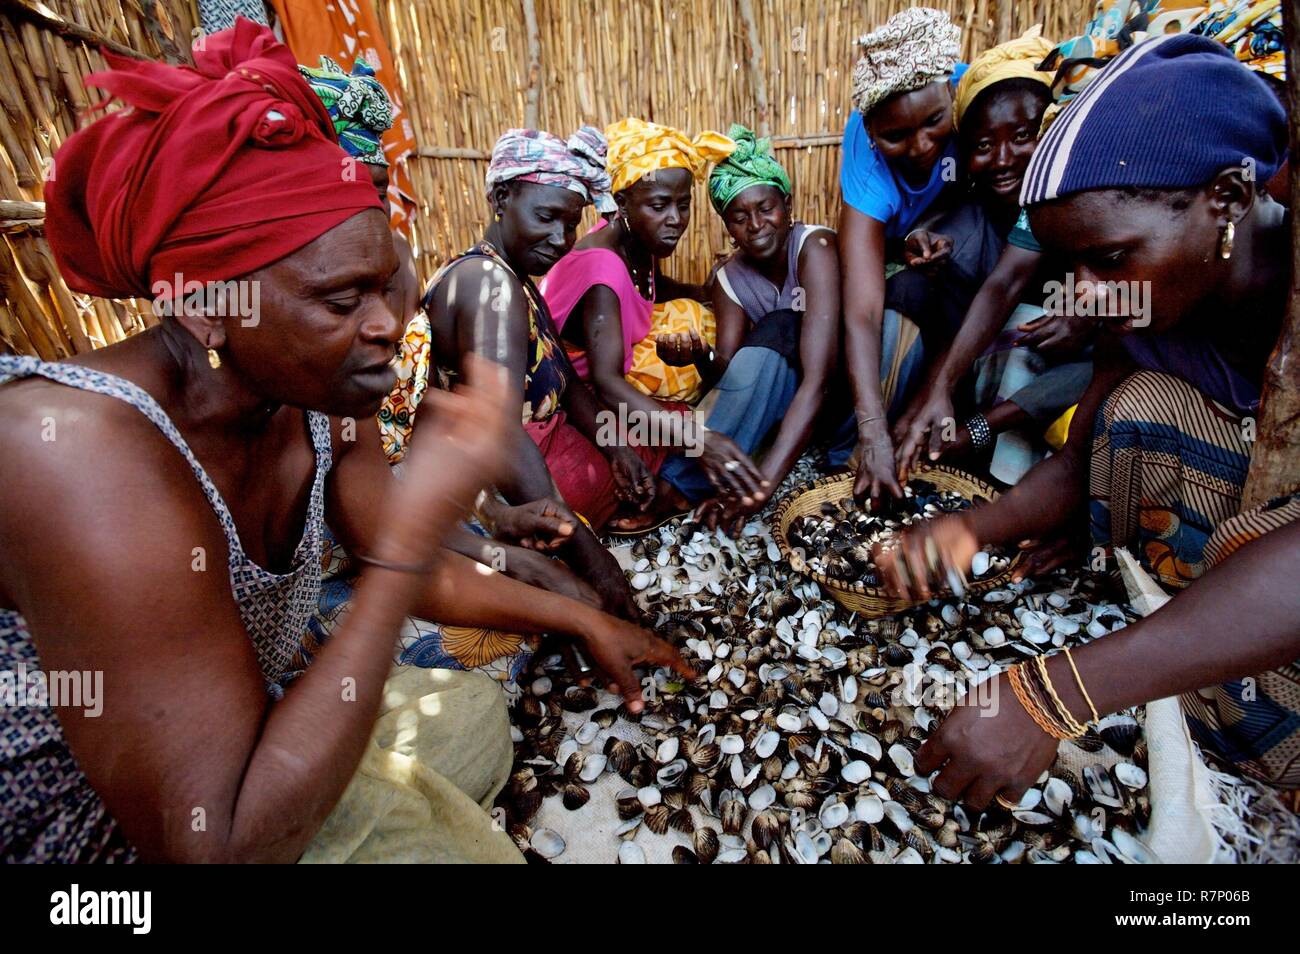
[722,184,792,263]
[962,87,1046,208]
[494,180,587,275]
[1028,187,1222,336]
[618,166,694,257]
[867,81,954,184]
[219,208,402,417]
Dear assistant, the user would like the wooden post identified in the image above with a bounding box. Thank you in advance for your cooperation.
[997,0,1014,44]
[0,0,147,60]
[521,0,541,128]
[738,0,769,138]
[1240,0,1300,508]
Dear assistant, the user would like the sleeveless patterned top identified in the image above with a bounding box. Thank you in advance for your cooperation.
[0,356,332,862]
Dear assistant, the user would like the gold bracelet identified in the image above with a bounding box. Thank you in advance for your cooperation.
[1008,664,1071,740]
[1017,660,1082,740]
[472,489,497,534]
[1063,647,1101,723]
[1009,665,1065,739]
[1032,655,1088,738]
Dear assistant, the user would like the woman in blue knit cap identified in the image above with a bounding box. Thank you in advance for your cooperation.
[878,35,1300,801]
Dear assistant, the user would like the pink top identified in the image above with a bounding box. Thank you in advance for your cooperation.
[539,218,653,380]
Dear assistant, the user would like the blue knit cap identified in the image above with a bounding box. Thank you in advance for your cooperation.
[1022,34,1287,206]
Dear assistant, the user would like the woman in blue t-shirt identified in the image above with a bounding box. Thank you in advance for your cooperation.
[837,7,966,503]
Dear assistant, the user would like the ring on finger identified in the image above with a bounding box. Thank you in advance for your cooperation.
[724,460,740,472]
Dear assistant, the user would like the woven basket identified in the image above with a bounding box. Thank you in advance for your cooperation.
[772,465,1020,617]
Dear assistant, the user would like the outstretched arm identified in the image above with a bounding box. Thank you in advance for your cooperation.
[757,230,840,487]
[838,204,900,504]
[893,243,1043,477]
[917,519,1300,810]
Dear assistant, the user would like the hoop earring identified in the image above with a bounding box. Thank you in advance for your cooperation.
[1219,220,1235,260]
[207,347,221,369]
[729,237,738,248]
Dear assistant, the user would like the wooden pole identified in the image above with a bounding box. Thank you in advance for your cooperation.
[521,0,541,128]
[738,0,769,138]
[1240,0,1300,508]
[997,0,1014,44]
[0,0,147,60]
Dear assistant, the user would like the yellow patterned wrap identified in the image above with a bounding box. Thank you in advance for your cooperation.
[626,298,717,405]
[605,117,735,193]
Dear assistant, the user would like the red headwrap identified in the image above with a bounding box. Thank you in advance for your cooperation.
[45,18,383,300]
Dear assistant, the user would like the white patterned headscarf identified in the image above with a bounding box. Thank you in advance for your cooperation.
[485,126,616,213]
[852,7,961,115]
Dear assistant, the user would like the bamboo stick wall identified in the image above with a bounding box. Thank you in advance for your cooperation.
[0,0,1093,358]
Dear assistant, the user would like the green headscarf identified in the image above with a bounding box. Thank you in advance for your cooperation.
[707,123,791,214]
[298,55,393,167]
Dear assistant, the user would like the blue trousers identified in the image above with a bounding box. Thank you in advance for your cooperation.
[662,308,926,503]
[661,346,798,503]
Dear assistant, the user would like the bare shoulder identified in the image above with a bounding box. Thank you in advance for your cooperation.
[0,376,230,611]
[437,255,528,320]
[798,225,840,270]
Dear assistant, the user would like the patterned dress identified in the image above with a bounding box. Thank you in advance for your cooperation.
[1090,369,1300,786]
[0,356,333,862]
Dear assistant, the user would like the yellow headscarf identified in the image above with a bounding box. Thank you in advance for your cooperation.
[604,117,735,194]
[953,25,1056,131]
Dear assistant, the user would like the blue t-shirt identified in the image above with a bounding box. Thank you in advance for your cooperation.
[839,66,968,238]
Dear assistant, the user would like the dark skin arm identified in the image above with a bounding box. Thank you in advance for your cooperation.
[579,283,680,428]
[709,275,751,376]
[327,401,678,681]
[879,338,1133,601]
[653,259,729,386]
[441,523,600,609]
[893,242,1042,477]
[654,264,710,305]
[918,521,1300,811]
[701,233,840,531]
[438,260,639,617]
[0,362,516,863]
[549,341,655,508]
[838,204,901,504]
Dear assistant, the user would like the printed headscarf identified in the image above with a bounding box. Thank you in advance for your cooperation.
[1040,0,1284,105]
[953,26,1056,130]
[44,18,382,300]
[708,123,792,214]
[298,54,394,167]
[605,117,735,194]
[485,126,615,213]
[851,7,961,115]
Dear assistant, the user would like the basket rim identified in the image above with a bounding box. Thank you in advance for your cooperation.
[771,465,1020,600]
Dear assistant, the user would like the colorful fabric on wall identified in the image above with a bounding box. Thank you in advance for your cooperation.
[269,0,419,234]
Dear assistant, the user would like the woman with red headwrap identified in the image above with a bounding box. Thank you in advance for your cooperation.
[0,19,686,864]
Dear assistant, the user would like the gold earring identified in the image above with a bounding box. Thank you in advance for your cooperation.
[494,212,501,222]
[1219,220,1235,260]
[207,347,221,369]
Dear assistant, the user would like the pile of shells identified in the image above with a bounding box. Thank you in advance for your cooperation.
[788,482,1011,586]
[501,514,1154,864]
